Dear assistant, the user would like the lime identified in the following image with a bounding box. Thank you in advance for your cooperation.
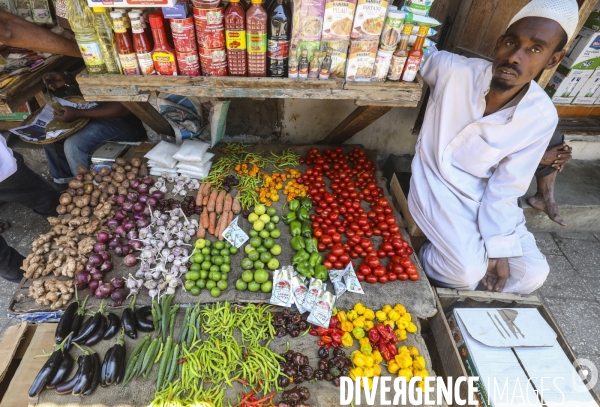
[223,256,231,265]
[241,258,254,270]
[219,272,228,281]
[217,280,228,290]
[212,256,224,266]
[259,251,272,263]
[210,265,220,274]
[267,207,277,217]
[253,220,265,231]
[201,261,212,271]
[248,281,261,292]
[271,215,280,224]
[204,240,211,247]
[256,246,267,253]
[214,241,225,250]
[225,241,232,249]
[241,270,254,283]
[201,247,211,256]
[184,280,196,291]
[267,258,280,270]
[244,244,254,255]
[248,213,259,223]
[220,248,230,257]
[250,237,262,248]
[206,280,217,290]
[254,204,266,216]
[261,281,273,293]
[249,229,258,237]
[270,229,281,239]
[259,214,271,224]
[196,279,206,289]
[270,244,282,256]
[192,253,204,264]
[259,230,270,239]
[211,248,220,256]
[254,260,265,270]
[254,269,269,284]
[230,246,239,255]
[263,237,275,249]
[190,263,201,272]
[265,222,276,232]
[185,271,200,281]
[195,239,206,249]
[189,286,201,296]
[248,250,260,261]
[199,270,208,280]
[209,271,221,281]
[220,264,231,273]
[210,287,221,298]
[236,279,248,290]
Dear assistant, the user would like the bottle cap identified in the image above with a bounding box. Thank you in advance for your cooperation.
[149,13,165,28]
[92,7,105,11]
[230,0,240,3]
[128,11,141,18]
[417,24,429,35]
[251,0,262,4]
[110,11,122,19]
[401,23,413,35]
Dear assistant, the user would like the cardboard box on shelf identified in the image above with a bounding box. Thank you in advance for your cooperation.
[584,0,600,31]
[545,64,593,104]
[562,26,600,69]
[573,68,600,104]
[86,0,177,8]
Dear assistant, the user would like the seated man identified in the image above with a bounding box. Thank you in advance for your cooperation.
[42,71,147,183]
[407,0,578,294]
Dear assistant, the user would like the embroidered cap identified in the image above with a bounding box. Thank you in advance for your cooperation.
[508,0,579,42]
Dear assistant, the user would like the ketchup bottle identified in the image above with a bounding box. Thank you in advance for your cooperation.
[129,11,155,75]
[110,11,141,75]
[225,0,247,76]
[149,13,178,75]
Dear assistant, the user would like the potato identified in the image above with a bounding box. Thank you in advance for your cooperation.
[117,186,128,196]
[73,174,84,181]
[126,171,136,180]
[76,188,84,196]
[90,198,98,208]
[102,176,112,183]
[107,185,117,195]
[66,188,77,197]
[94,175,103,183]
[115,166,125,174]
[115,158,127,166]
[83,173,93,182]
[111,179,121,187]
[139,164,148,177]
[68,180,83,189]
[130,168,139,175]
[91,189,102,198]
[83,182,94,194]
[56,205,67,215]
[121,179,130,189]
[66,203,75,212]
[70,207,81,217]
[113,172,125,183]
[131,157,142,168]
[99,192,108,203]
[99,167,111,176]
[91,170,98,176]
[124,164,132,171]
[76,165,88,175]
[59,193,72,206]
[80,206,92,218]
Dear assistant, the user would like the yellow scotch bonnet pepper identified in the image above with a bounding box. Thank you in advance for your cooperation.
[354,303,366,315]
[341,332,354,347]
[362,309,375,321]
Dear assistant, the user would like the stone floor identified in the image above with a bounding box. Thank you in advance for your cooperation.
[1,201,599,395]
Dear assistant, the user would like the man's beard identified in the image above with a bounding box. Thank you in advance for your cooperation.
[490,77,516,93]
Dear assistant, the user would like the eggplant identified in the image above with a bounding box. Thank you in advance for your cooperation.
[135,306,154,332]
[122,308,137,339]
[28,349,63,397]
[103,312,121,340]
[72,353,94,396]
[103,330,126,386]
[46,351,74,389]
[100,347,115,387]
[70,296,89,340]
[84,315,107,346]
[55,356,84,395]
[55,301,78,343]
[73,300,106,344]
[82,352,101,396]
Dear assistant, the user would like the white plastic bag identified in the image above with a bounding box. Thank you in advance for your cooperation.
[144,141,180,168]
[173,139,210,164]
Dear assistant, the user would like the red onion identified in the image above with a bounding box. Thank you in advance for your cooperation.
[93,242,106,253]
[142,177,153,185]
[135,219,148,229]
[127,192,139,202]
[138,194,148,204]
[95,283,114,298]
[115,195,127,206]
[151,191,165,200]
[133,202,144,213]
[114,245,124,257]
[147,197,158,207]
[133,212,146,221]
[99,251,111,261]
[126,230,139,240]
[88,279,99,294]
[90,269,104,281]
[111,288,128,306]
[100,260,114,272]
[106,218,120,229]
[137,183,149,194]
[121,201,134,212]
[108,237,121,249]
[121,244,133,256]
[85,262,96,272]
[114,225,126,237]
[110,277,126,289]
[128,239,142,250]
[142,207,151,217]
[124,253,138,267]
[123,220,136,232]
[97,231,110,243]
[110,195,118,204]
[75,270,90,290]
[114,210,127,221]
[130,179,141,190]
[88,253,103,266]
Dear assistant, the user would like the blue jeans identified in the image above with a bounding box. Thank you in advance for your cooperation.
[43,116,147,182]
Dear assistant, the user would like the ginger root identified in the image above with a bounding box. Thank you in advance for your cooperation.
[29,279,74,309]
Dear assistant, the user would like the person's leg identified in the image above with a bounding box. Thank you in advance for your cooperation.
[63,116,147,174]
[0,234,24,282]
[42,141,73,183]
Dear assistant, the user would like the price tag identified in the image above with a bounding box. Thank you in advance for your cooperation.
[343,262,364,294]
[222,216,249,248]
[328,268,347,297]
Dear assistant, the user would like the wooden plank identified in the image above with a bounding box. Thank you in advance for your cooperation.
[476,0,528,59]
[121,101,175,138]
[0,121,22,131]
[444,0,476,53]
[538,0,600,88]
[458,0,500,54]
[389,173,425,237]
[558,117,600,134]
[317,105,392,144]
[556,104,600,119]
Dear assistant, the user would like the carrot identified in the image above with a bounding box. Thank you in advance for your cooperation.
[196,223,205,238]
[220,211,233,240]
[202,190,210,206]
[195,184,206,206]
[202,183,211,196]
[201,207,209,229]
[216,213,226,240]
[232,195,241,215]
[223,193,233,212]
[215,190,226,214]
[208,211,216,235]
[227,210,234,227]
[207,190,218,212]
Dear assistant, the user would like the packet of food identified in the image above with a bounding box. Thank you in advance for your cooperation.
[345,40,377,82]
[291,0,326,43]
[307,290,336,328]
[270,267,294,307]
[328,268,347,297]
[291,274,310,314]
[343,262,364,294]
[402,12,441,27]
[351,0,388,40]
[402,0,435,16]
[321,0,357,41]
[303,278,324,312]
[318,40,350,78]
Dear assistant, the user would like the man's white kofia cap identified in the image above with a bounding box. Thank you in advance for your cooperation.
[508,0,579,42]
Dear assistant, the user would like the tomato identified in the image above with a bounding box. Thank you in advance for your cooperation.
[398,273,409,281]
[339,253,350,264]
[364,230,373,238]
[380,242,393,252]
[375,250,385,259]
[315,207,324,215]
[367,183,377,191]
[313,228,323,238]
[373,206,384,215]
[333,261,344,270]
[331,233,342,243]
[357,273,365,282]
[391,263,404,274]
[379,222,389,231]
[357,217,368,227]
[378,275,388,284]
[349,235,361,246]
[372,228,381,236]
[366,275,378,284]
[382,231,391,239]
[372,266,386,277]
[320,235,332,246]
[337,226,345,234]
[350,251,359,259]
[406,265,418,275]
[387,272,397,282]
[406,247,414,255]
[409,274,419,281]
[331,245,344,257]
[317,243,326,252]
[323,260,333,270]
[365,255,380,268]
[400,257,413,268]
[367,211,377,220]
[376,214,385,223]
[327,254,338,263]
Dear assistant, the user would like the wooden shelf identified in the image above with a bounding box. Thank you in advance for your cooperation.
[554,103,600,119]
[77,71,424,108]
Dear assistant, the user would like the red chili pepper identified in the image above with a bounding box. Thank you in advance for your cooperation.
[317,340,325,346]
[317,327,331,336]
[325,343,332,349]
[309,328,319,336]
[329,315,341,330]
[382,349,393,362]
[368,328,380,343]
[320,335,333,344]
[379,338,388,353]
[387,343,397,356]
[376,323,393,342]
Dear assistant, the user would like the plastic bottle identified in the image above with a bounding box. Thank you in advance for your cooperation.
[319,47,332,80]
[129,12,155,75]
[66,0,108,74]
[132,8,153,48]
[246,0,267,77]
[297,47,309,79]
[149,13,178,75]
[111,11,141,75]
[267,0,290,77]
[91,7,122,74]
[401,24,428,82]
[387,24,412,81]
[225,0,247,76]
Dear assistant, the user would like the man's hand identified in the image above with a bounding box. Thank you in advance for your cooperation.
[540,143,572,172]
[43,71,69,91]
[54,106,81,123]
[481,257,510,292]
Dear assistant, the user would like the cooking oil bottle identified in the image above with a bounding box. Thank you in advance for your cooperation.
[92,7,122,74]
[66,0,108,74]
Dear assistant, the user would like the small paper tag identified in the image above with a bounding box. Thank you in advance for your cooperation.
[222,215,249,248]
[328,268,347,297]
[343,262,364,294]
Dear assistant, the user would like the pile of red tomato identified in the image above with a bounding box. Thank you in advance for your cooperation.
[297,147,418,283]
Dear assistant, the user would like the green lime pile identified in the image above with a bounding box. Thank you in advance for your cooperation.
[235,204,281,293]
[184,238,238,297]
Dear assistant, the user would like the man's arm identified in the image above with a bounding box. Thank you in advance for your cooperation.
[54,103,133,123]
[0,11,81,58]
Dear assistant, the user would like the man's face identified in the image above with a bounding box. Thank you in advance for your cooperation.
[491,17,566,92]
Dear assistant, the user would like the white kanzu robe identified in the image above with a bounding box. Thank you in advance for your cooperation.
[408,51,556,294]
[0,137,17,183]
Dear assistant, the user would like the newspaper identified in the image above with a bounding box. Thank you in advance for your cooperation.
[10,97,97,142]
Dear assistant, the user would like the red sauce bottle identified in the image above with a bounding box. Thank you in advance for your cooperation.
[111,11,141,75]
[149,13,178,76]
[225,0,247,76]
[246,0,267,77]
[129,12,156,75]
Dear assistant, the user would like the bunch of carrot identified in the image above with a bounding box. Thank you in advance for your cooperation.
[195,183,241,240]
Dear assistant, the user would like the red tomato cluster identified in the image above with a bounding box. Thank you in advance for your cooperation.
[298,147,418,284]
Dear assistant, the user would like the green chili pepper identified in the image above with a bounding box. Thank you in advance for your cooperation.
[309,252,323,267]
[288,199,300,212]
[290,221,302,237]
[296,261,314,278]
[304,237,318,254]
[282,212,297,225]
[297,207,309,222]
[300,197,312,210]
[290,235,305,251]
[301,220,312,239]
[314,265,329,281]
[292,248,310,265]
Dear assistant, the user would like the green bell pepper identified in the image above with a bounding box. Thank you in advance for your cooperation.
[292,249,310,265]
[288,199,300,212]
[296,261,314,278]
[297,208,309,222]
[290,221,302,237]
[301,221,312,239]
[309,252,323,267]
[314,265,328,281]
[304,237,318,254]
[283,212,297,225]
[290,236,306,251]
[301,197,312,210]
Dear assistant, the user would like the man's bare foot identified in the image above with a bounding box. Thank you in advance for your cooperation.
[528,192,566,226]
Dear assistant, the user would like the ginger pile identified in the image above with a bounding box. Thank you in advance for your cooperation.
[29,279,74,310]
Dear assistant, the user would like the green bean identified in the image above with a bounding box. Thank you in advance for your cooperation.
[165,344,180,387]
[133,338,151,378]
[179,306,192,344]
[142,337,160,379]
[156,336,172,390]
[122,354,139,387]
[168,305,178,338]
[160,295,173,342]
[153,300,162,336]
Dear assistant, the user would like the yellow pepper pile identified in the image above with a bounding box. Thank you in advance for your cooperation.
[386,346,429,391]
[349,349,383,389]
[255,169,302,206]
[283,177,308,201]
[235,163,260,177]
[375,304,417,342]
[344,303,376,343]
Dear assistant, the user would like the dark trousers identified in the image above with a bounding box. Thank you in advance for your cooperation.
[535,128,564,179]
[0,152,59,279]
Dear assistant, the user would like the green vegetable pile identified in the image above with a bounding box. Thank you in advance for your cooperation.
[184,239,239,297]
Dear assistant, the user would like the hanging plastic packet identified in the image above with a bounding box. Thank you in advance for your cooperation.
[270,266,294,307]
[328,268,347,297]
[307,291,336,328]
[303,278,324,312]
[291,274,309,314]
[343,262,364,294]
[222,215,249,248]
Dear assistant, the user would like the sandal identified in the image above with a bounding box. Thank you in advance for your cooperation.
[0,220,11,234]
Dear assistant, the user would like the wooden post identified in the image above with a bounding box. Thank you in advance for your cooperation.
[121,101,175,138]
[318,105,392,145]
